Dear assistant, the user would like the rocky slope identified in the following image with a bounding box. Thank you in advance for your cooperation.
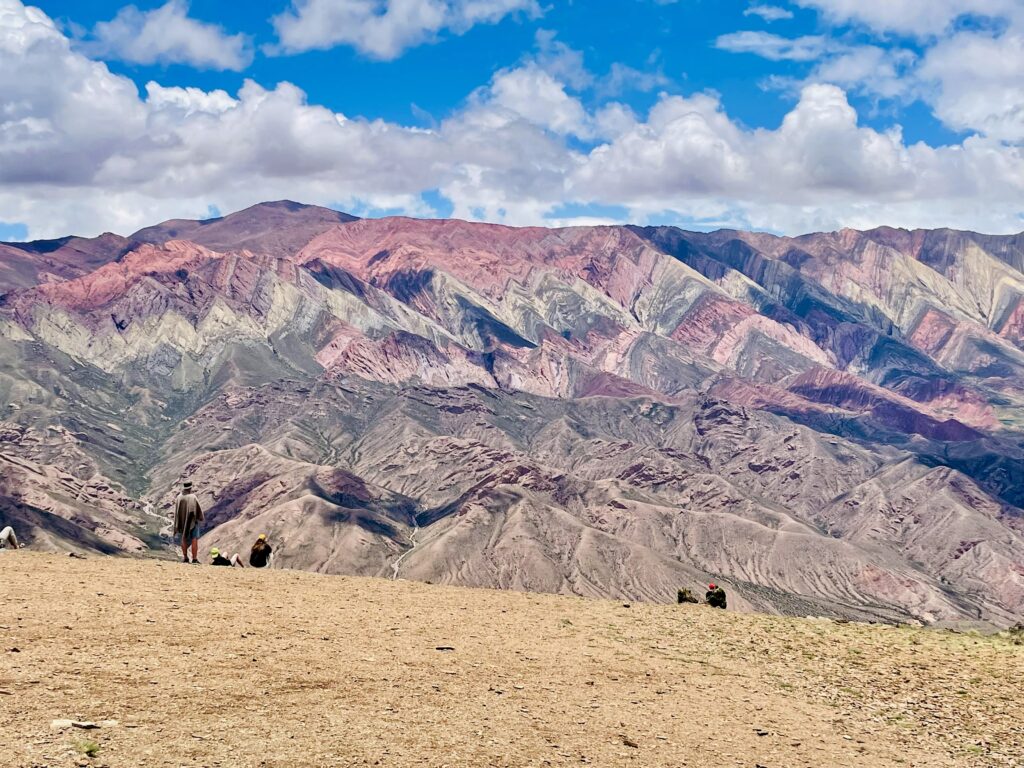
[1,201,1022,625]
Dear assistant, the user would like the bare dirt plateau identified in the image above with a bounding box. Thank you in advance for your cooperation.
[1,554,1022,768]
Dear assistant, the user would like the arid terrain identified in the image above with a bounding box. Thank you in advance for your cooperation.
[2,553,1022,768]
[2,202,1024,625]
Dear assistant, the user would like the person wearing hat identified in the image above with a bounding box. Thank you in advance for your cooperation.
[210,547,244,567]
[705,582,727,609]
[248,533,274,569]
[172,480,205,564]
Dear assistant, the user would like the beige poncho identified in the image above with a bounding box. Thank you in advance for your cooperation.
[173,493,204,536]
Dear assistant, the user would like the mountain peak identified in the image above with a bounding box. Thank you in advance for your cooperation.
[130,201,359,258]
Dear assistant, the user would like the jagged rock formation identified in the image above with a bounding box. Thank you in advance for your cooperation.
[1,201,1022,625]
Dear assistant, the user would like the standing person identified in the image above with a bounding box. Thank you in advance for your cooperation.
[705,582,727,609]
[0,525,21,550]
[172,480,204,564]
[248,534,273,569]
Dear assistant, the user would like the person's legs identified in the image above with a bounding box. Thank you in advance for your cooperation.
[179,534,189,562]
[0,526,18,549]
[187,525,201,563]
[230,553,244,568]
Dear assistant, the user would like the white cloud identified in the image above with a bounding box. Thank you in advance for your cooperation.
[596,62,670,98]
[529,30,670,99]
[270,0,540,59]
[1,0,1023,241]
[530,29,593,90]
[792,0,1022,36]
[570,84,1024,233]
[918,28,1024,140]
[726,2,1024,140]
[86,0,252,71]
[756,42,917,102]
[483,63,591,136]
[809,45,916,100]
[715,31,834,61]
[0,0,570,235]
[743,4,794,22]
[144,83,239,116]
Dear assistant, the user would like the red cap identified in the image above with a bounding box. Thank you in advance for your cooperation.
[708,583,716,589]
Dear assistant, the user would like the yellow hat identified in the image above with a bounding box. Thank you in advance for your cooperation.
[258,534,267,541]
[210,547,220,557]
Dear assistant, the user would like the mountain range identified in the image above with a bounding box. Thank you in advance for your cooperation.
[1,200,1022,626]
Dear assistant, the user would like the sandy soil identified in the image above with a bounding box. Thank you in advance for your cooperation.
[1,553,1021,767]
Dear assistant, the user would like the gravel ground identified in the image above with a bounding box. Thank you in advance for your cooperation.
[1,553,1021,767]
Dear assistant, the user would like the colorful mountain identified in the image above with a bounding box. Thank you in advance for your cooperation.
[1,201,1022,626]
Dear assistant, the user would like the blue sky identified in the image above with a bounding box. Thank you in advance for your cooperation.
[1,0,1022,238]
[36,0,959,142]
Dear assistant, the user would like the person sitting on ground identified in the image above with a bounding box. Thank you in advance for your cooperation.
[677,587,698,604]
[248,533,273,569]
[172,480,204,564]
[0,525,22,550]
[209,547,244,568]
[705,582,727,609]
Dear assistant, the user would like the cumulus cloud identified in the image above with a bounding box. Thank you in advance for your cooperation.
[270,0,540,59]
[85,0,252,71]
[482,64,591,136]
[918,28,1024,140]
[572,84,1024,233]
[1,0,1023,240]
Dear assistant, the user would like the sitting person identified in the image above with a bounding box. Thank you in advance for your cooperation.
[209,547,244,567]
[705,582,727,609]
[248,534,273,568]
[0,525,21,550]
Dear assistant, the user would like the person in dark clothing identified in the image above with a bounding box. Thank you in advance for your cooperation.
[705,583,727,609]
[210,547,244,567]
[677,587,698,604]
[249,534,273,568]
[172,480,204,564]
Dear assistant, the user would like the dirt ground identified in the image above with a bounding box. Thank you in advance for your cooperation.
[1,553,1022,768]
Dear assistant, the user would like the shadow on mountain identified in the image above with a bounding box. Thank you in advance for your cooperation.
[0,494,122,555]
[204,472,275,529]
[308,470,415,539]
[760,405,1024,510]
